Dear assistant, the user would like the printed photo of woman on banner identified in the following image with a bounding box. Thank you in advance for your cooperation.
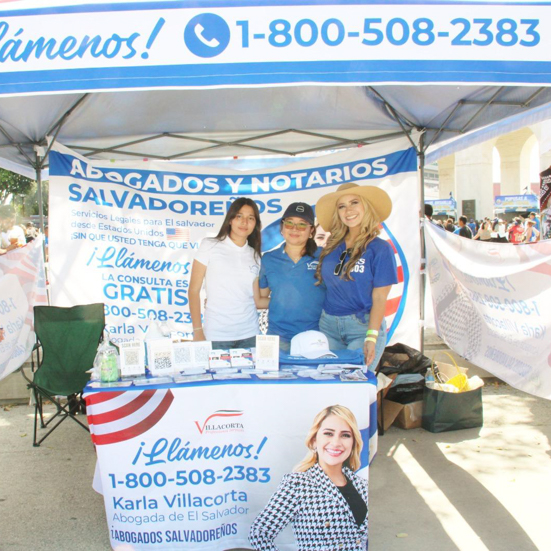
[249,405,368,550]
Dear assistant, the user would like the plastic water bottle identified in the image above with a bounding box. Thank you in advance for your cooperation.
[425,368,435,383]
[432,364,445,383]
[100,348,119,382]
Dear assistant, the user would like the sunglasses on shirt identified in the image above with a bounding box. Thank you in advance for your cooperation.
[283,220,311,231]
[334,248,352,276]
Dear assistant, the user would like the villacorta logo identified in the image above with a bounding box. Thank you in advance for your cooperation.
[195,410,244,434]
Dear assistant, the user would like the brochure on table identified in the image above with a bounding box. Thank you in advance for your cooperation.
[89,333,369,389]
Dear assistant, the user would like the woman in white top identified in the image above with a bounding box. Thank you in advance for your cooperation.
[189,198,262,349]
[473,219,492,241]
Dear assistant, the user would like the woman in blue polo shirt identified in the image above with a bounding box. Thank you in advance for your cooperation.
[254,202,325,352]
[315,183,397,371]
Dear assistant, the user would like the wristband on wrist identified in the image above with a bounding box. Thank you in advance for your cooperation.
[193,326,203,331]
[366,329,379,337]
[364,336,377,344]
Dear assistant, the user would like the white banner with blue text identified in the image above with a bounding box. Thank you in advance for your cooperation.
[48,139,420,349]
[425,222,551,399]
[0,236,47,381]
[0,1,550,94]
[85,377,377,551]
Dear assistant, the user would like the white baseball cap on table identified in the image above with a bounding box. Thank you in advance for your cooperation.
[290,331,337,359]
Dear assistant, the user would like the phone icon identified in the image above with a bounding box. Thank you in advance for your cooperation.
[184,13,230,58]
[194,23,220,48]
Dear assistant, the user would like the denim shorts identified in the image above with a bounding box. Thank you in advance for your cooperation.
[319,310,387,372]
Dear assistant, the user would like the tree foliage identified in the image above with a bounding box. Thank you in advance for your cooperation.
[27,180,49,217]
[0,168,33,205]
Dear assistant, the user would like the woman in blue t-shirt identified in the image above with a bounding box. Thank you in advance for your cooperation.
[315,183,398,371]
[254,202,326,351]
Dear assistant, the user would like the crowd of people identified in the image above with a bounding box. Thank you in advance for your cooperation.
[425,204,544,243]
[0,206,43,255]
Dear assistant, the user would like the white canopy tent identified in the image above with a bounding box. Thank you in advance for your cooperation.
[3,84,551,171]
[2,0,551,349]
[1,0,551,178]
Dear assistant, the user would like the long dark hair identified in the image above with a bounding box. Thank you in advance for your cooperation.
[281,220,318,258]
[304,235,318,258]
[216,197,262,261]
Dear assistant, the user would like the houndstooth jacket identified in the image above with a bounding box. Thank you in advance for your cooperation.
[249,463,368,551]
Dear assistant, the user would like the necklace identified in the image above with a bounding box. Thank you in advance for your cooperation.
[285,247,302,263]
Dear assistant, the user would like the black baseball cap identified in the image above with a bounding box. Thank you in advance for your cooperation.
[282,202,315,225]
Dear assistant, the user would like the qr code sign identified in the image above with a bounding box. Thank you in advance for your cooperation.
[258,344,274,357]
[195,347,210,363]
[174,347,192,365]
[153,352,172,371]
[124,349,140,366]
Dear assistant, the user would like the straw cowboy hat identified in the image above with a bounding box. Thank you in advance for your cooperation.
[315,183,392,231]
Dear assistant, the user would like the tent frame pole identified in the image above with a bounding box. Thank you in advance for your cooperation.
[34,150,50,305]
[34,92,88,231]
[368,86,427,353]
[0,122,35,168]
[35,152,45,234]
[418,132,426,354]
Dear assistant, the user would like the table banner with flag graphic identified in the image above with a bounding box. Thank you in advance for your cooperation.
[84,376,378,551]
[48,138,420,348]
[0,235,48,381]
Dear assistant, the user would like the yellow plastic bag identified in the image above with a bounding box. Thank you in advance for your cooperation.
[431,352,468,393]
[446,372,469,392]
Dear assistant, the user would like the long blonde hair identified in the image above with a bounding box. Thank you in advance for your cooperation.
[315,195,381,284]
[294,405,363,473]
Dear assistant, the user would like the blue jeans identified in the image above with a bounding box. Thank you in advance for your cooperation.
[263,332,290,352]
[319,310,387,372]
[278,337,290,353]
[211,336,257,350]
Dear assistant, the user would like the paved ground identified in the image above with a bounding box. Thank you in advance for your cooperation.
[1,382,550,551]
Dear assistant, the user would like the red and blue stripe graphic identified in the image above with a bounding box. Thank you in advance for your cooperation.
[380,221,408,341]
[84,389,174,445]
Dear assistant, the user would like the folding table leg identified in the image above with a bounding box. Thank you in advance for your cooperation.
[378,391,385,436]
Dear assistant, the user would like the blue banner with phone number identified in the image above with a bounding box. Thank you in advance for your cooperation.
[1,1,551,94]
